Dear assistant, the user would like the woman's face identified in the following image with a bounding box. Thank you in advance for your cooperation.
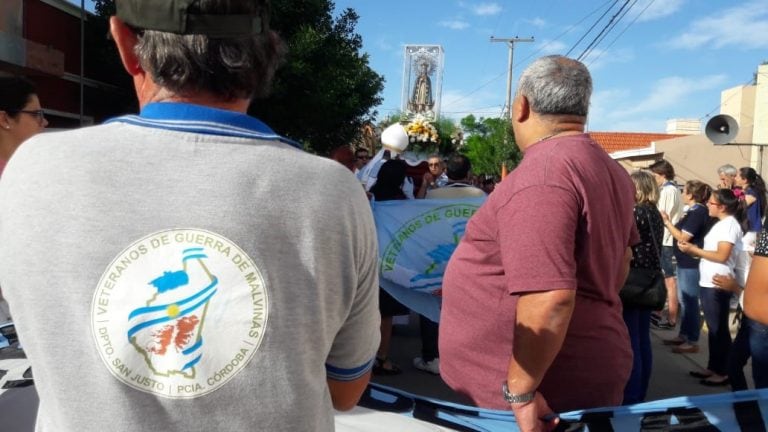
[2,94,47,150]
[707,197,724,217]
[734,173,747,187]
[682,188,694,205]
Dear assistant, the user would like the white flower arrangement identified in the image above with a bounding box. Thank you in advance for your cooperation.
[405,114,439,144]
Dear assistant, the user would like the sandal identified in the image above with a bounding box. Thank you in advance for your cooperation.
[700,377,730,387]
[373,357,402,376]
[663,337,685,346]
[689,370,713,379]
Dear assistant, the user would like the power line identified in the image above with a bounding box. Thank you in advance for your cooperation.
[586,0,655,67]
[699,75,757,121]
[441,0,616,112]
[565,0,619,57]
[580,0,638,62]
[576,0,633,62]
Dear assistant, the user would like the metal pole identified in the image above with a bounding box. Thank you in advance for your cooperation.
[490,36,534,120]
[505,43,514,121]
[80,0,85,126]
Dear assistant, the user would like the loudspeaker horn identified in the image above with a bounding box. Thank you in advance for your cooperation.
[705,114,739,145]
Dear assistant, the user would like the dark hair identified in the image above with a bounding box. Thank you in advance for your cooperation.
[685,180,712,204]
[738,167,767,217]
[329,145,354,172]
[133,0,285,100]
[712,188,749,234]
[648,159,675,180]
[445,153,471,181]
[370,160,407,201]
[0,76,37,117]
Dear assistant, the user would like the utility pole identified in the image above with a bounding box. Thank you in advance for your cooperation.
[490,36,534,120]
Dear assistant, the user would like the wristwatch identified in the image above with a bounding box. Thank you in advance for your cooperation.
[502,382,536,404]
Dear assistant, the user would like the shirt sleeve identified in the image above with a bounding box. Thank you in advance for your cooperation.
[657,187,672,214]
[325,186,380,381]
[498,185,579,294]
[680,207,707,237]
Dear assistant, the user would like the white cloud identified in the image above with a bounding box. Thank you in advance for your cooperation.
[590,88,665,132]
[376,37,393,52]
[668,1,768,50]
[581,48,634,71]
[473,3,502,16]
[588,74,728,131]
[536,39,568,55]
[439,88,504,121]
[526,17,547,28]
[614,75,728,117]
[632,0,685,22]
[439,20,470,30]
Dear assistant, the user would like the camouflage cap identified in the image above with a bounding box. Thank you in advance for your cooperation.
[116,0,263,37]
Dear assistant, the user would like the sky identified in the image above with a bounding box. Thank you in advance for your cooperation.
[69,0,768,133]
[331,0,768,132]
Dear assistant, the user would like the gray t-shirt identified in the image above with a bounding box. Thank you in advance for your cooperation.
[0,103,379,431]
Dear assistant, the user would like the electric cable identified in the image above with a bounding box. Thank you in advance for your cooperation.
[565,0,620,57]
[586,0,655,67]
[576,0,632,61]
[580,0,639,63]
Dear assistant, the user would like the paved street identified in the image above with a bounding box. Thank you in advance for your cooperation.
[373,312,751,407]
[0,311,752,431]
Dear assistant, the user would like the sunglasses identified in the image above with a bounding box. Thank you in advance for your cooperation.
[356,156,371,160]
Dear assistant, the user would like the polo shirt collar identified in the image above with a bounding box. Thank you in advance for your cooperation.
[106,102,301,149]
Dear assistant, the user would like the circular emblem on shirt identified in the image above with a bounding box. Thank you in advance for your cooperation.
[91,228,268,398]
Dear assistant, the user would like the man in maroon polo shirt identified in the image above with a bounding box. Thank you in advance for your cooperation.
[439,55,638,431]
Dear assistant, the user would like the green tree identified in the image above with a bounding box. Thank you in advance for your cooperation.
[93,0,384,154]
[252,3,384,154]
[459,115,521,176]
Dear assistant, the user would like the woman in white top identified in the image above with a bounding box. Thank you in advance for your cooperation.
[678,188,747,386]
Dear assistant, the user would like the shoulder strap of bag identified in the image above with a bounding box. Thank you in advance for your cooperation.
[645,210,662,262]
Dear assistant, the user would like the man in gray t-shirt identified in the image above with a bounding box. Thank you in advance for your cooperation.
[0,1,379,431]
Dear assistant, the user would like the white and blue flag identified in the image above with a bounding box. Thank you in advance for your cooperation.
[372,197,486,322]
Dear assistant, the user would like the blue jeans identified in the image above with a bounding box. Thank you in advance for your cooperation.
[729,316,768,390]
[700,287,733,375]
[676,267,701,343]
[661,246,676,277]
[622,308,652,404]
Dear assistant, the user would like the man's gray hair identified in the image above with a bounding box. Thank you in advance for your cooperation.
[717,164,737,176]
[515,55,592,117]
[133,0,284,100]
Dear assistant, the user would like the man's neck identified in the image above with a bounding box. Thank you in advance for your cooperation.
[520,114,586,151]
[136,76,250,113]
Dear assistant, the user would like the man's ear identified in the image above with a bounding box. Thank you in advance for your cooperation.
[513,95,530,123]
[109,17,143,77]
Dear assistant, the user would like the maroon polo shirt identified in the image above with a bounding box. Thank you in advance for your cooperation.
[439,133,638,412]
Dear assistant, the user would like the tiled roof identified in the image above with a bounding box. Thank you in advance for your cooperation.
[589,132,684,154]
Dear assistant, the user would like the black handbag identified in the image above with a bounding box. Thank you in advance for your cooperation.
[620,267,666,310]
[619,211,667,310]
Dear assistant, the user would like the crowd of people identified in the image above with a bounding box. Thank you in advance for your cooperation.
[650,160,768,394]
[1,2,767,432]
[618,156,768,406]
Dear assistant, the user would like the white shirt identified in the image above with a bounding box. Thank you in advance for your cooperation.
[657,182,682,246]
[699,215,744,288]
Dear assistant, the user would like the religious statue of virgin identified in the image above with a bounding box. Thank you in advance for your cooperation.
[408,61,434,114]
